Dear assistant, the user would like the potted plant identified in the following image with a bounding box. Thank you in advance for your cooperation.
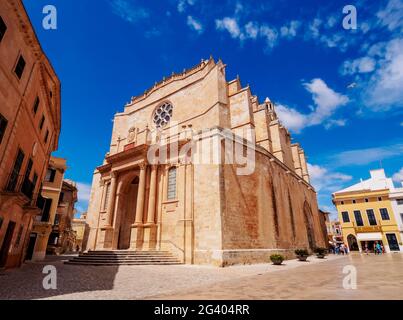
[270,254,284,265]
[295,249,310,261]
[314,247,327,259]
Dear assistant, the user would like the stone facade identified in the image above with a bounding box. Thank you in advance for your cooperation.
[86,58,326,266]
[0,0,61,269]
[47,179,78,255]
[28,156,66,261]
[72,212,89,252]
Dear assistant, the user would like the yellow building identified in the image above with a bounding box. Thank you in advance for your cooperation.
[333,169,402,253]
[72,212,89,252]
[25,157,66,261]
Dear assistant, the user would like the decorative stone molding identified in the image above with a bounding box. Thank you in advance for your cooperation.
[128,57,215,105]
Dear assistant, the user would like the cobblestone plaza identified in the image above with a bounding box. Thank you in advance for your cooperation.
[0,253,402,300]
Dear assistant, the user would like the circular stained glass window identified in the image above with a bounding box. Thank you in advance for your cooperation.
[153,102,173,128]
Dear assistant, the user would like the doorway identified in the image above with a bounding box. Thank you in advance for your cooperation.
[25,233,37,261]
[0,221,16,267]
[386,233,400,251]
[117,176,139,249]
[347,234,359,251]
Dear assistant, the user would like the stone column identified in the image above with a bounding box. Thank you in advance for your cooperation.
[144,165,158,250]
[107,171,118,226]
[146,165,158,225]
[134,163,147,225]
[131,163,147,249]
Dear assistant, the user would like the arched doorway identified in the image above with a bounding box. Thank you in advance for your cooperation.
[347,234,359,251]
[303,201,316,250]
[117,176,139,249]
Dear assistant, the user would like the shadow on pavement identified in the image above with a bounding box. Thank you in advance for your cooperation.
[0,254,119,300]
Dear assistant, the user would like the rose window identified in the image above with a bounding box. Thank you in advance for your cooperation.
[153,102,173,128]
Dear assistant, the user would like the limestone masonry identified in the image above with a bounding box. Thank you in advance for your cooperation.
[85,57,326,266]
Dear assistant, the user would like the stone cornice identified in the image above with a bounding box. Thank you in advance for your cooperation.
[127,57,216,106]
[8,0,61,150]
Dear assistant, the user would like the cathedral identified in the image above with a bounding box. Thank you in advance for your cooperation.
[85,57,326,266]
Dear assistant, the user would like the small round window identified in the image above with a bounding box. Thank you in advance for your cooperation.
[153,102,173,128]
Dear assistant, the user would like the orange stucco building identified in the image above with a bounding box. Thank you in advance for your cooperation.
[0,0,61,269]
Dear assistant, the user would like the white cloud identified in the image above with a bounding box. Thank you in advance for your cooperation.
[187,15,203,33]
[259,24,278,49]
[308,18,322,39]
[276,79,349,133]
[275,104,307,133]
[308,163,352,192]
[341,57,376,75]
[303,78,349,125]
[393,167,403,182]
[364,38,403,110]
[178,0,196,13]
[328,144,403,167]
[361,22,371,33]
[280,20,300,39]
[326,16,338,29]
[244,21,259,39]
[324,119,347,129]
[215,17,241,39]
[215,17,283,51]
[110,0,149,24]
[76,182,92,202]
[377,0,403,32]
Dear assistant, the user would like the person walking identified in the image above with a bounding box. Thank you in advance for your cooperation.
[376,242,382,255]
[364,242,369,255]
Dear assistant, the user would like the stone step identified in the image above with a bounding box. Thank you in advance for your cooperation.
[72,258,180,262]
[78,254,177,259]
[87,251,171,254]
[65,261,182,266]
[83,252,172,256]
[65,250,181,266]
[77,257,178,261]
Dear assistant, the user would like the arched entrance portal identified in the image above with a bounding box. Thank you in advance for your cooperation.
[116,176,139,249]
[347,234,359,251]
[303,201,316,250]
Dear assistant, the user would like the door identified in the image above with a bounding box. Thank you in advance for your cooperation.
[25,233,37,261]
[386,233,400,251]
[0,221,16,267]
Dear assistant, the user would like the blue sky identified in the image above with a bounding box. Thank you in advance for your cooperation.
[23,0,403,218]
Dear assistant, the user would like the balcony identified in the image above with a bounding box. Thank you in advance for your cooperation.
[1,173,38,206]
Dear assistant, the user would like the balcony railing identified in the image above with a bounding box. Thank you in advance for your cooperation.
[2,173,41,209]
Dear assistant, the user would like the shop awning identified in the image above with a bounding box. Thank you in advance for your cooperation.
[356,232,383,241]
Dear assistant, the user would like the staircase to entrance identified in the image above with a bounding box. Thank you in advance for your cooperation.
[65,250,182,266]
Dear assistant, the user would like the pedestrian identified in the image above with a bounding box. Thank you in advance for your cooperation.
[376,242,382,255]
[365,242,369,255]
[341,243,346,255]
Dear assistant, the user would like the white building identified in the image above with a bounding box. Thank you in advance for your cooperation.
[389,182,403,246]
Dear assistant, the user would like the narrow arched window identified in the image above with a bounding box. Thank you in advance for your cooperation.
[103,182,111,211]
[167,167,177,200]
